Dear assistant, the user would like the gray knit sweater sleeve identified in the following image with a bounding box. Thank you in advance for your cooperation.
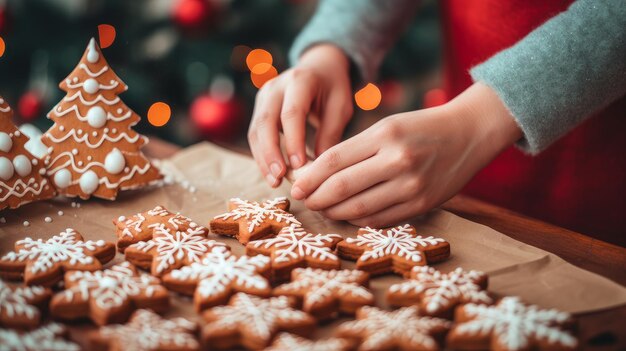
[289,0,420,83]
[471,0,626,153]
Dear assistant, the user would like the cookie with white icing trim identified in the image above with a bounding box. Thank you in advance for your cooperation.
[89,309,199,351]
[124,225,228,277]
[0,278,52,329]
[273,267,374,321]
[264,333,355,351]
[202,293,316,350]
[246,225,343,282]
[387,266,492,319]
[210,197,301,244]
[162,246,271,311]
[0,228,115,286]
[337,224,450,276]
[0,323,80,351]
[50,262,169,326]
[113,205,207,253]
[0,97,55,211]
[42,37,161,200]
[447,296,578,351]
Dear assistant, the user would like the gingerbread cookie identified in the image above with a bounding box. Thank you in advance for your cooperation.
[336,306,450,351]
[447,296,578,351]
[50,262,169,326]
[42,38,162,200]
[211,197,301,244]
[0,97,55,211]
[0,278,52,329]
[265,333,354,351]
[202,293,316,350]
[387,266,492,318]
[90,309,199,351]
[124,225,228,277]
[337,224,449,276]
[274,268,374,320]
[114,205,207,252]
[163,246,271,311]
[0,323,79,351]
[246,225,343,282]
[0,228,115,286]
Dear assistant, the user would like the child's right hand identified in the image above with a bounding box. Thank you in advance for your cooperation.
[248,44,353,187]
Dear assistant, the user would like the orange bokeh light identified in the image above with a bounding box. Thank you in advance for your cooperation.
[250,65,278,89]
[98,24,116,49]
[246,49,272,71]
[147,102,171,127]
[0,37,5,58]
[355,83,382,111]
[251,62,272,75]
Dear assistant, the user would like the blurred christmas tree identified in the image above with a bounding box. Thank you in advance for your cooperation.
[0,0,440,147]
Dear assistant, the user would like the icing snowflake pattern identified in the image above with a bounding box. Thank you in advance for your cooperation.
[249,226,341,264]
[454,296,577,350]
[388,266,492,313]
[0,323,79,351]
[168,246,269,298]
[99,309,199,351]
[0,279,49,324]
[266,333,352,351]
[214,197,300,233]
[1,228,107,273]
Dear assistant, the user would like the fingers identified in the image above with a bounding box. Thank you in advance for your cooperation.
[347,198,430,228]
[314,87,353,156]
[281,74,317,169]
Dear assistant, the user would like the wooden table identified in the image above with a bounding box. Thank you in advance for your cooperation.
[145,138,626,351]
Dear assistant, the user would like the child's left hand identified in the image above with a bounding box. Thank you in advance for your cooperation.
[290,82,523,227]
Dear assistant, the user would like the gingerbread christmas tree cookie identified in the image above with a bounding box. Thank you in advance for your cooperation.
[246,225,343,282]
[447,296,578,351]
[211,197,301,244]
[0,323,80,351]
[0,278,52,329]
[50,262,169,326]
[163,246,271,311]
[124,225,228,277]
[337,224,450,276]
[0,228,115,286]
[0,97,55,210]
[274,267,374,320]
[90,309,199,351]
[42,38,161,200]
[387,266,492,318]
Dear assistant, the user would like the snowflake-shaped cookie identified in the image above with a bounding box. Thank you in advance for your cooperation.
[274,268,374,320]
[448,296,578,351]
[202,293,316,350]
[246,226,343,281]
[387,266,492,318]
[211,197,301,244]
[50,262,169,326]
[0,279,51,329]
[0,323,79,351]
[91,309,199,351]
[337,224,449,276]
[336,306,451,351]
[265,333,354,351]
[114,205,207,252]
[0,228,115,286]
[125,226,228,277]
[163,246,271,311]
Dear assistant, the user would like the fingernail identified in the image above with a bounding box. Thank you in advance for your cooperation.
[266,173,277,186]
[291,185,305,199]
[290,155,302,169]
[269,162,281,178]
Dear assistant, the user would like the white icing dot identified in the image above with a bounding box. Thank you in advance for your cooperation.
[39,168,46,175]
[83,79,99,94]
[23,221,30,227]
[104,148,125,174]
[44,217,53,223]
[31,158,38,166]
[86,106,107,128]
[104,128,109,133]
[87,38,100,63]
[116,108,123,114]
[77,129,83,135]
[118,216,126,222]
[72,77,79,83]
[13,155,32,177]
[54,169,72,189]
[59,126,65,132]
[14,131,20,137]
[0,132,12,152]
[124,167,130,173]
[92,131,98,137]
[72,149,78,155]
[87,156,92,161]
[58,211,64,216]
[77,161,83,167]
[0,157,14,180]
[71,202,77,208]
[79,170,99,194]
[111,128,117,134]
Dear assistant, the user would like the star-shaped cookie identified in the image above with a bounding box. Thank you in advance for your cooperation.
[0,278,51,329]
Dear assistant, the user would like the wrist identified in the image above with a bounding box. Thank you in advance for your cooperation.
[298,44,350,73]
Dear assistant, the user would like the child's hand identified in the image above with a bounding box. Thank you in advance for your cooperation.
[248,44,353,187]
[290,82,522,227]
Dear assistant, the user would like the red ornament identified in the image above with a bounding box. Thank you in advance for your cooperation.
[190,94,240,140]
[423,88,448,108]
[172,0,216,33]
[18,91,43,121]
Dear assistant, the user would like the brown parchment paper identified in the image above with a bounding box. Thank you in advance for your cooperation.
[1,142,625,347]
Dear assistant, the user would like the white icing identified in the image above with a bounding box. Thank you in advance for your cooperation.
[0,279,48,320]
[0,178,48,202]
[79,170,99,194]
[46,127,140,148]
[214,197,301,233]
[53,104,132,123]
[82,78,99,94]
[104,148,125,174]
[65,79,119,92]
[87,38,99,63]
[250,226,341,264]
[53,169,72,189]
[13,155,32,177]
[86,106,107,128]
[64,90,120,106]
[0,157,14,180]
[0,132,12,152]
[79,63,108,77]
[0,323,80,351]
[45,217,52,223]
[267,333,350,351]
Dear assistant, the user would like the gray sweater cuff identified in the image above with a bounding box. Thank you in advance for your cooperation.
[470,0,626,154]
